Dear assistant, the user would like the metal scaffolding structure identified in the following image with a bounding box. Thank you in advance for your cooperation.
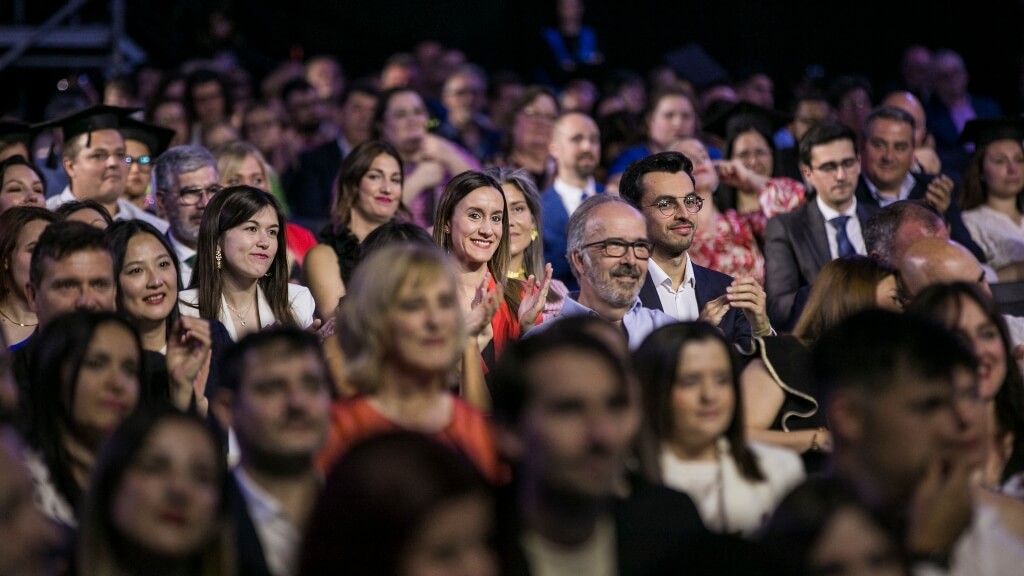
[0,0,146,76]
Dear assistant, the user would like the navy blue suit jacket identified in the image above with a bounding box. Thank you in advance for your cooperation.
[637,262,754,352]
[854,173,985,262]
[225,472,273,576]
[540,182,604,291]
[283,139,344,230]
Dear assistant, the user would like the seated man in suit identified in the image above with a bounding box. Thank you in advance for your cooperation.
[855,105,985,261]
[491,325,707,576]
[283,83,379,230]
[619,151,770,352]
[213,328,332,576]
[542,111,603,290]
[764,122,876,328]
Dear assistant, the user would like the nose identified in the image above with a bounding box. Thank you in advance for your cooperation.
[146,268,165,288]
[196,190,212,209]
[835,164,849,179]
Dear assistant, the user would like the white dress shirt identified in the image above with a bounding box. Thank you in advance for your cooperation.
[647,256,700,321]
[816,195,866,259]
[167,231,196,288]
[234,468,302,576]
[864,173,916,207]
[552,177,598,216]
[47,186,170,232]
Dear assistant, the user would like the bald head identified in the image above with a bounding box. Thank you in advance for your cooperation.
[882,91,927,146]
[550,112,601,184]
[900,238,989,299]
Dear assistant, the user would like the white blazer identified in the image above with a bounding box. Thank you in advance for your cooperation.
[179,283,315,341]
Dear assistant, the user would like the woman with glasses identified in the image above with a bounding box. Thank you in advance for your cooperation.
[704,103,806,232]
[374,87,479,229]
[670,136,768,284]
[489,86,560,193]
[120,118,175,213]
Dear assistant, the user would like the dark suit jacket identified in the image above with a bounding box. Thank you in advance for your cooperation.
[496,476,707,576]
[540,182,604,291]
[283,139,345,229]
[225,472,274,576]
[637,262,754,352]
[854,173,986,262]
[764,200,876,328]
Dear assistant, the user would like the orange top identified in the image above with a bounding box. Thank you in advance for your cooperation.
[490,277,542,363]
[317,394,502,483]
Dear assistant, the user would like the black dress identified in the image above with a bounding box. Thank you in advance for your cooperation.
[752,334,830,472]
[318,225,361,286]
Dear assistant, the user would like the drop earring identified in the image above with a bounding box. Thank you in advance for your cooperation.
[215,247,222,270]
[530,229,538,242]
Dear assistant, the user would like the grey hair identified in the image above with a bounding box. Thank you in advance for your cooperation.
[565,194,635,280]
[863,200,944,265]
[152,145,218,193]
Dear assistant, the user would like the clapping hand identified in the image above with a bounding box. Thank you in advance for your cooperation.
[517,263,554,332]
[727,277,771,336]
[166,316,212,414]
[465,272,501,337]
[924,174,954,214]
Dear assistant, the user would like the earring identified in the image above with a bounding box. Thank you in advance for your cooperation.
[264,271,272,278]
[530,229,539,242]
[215,247,222,270]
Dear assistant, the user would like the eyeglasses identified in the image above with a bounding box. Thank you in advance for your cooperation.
[811,158,858,176]
[581,238,653,259]
[519,108,557,123]
[124,155,152,169]
[643,194,704,218]
[177,184,222,206]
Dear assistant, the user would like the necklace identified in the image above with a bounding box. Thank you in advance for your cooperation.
[0,306,37,327]
[225,293,257,326]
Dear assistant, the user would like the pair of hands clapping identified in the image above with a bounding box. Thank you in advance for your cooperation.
[465,263,554,337]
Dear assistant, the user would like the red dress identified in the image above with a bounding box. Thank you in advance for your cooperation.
[318,394,501,483]
[691,178,805,283]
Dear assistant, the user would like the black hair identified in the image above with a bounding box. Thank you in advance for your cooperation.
[619,150,694,208]
[219,326,325,393]
[29,220,111,288]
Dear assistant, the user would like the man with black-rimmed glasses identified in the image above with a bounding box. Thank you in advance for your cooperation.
[525,193,674,349]
[153,145,222,287]
[620,151,769,352]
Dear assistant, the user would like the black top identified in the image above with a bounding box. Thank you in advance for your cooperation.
[318,225,361,286]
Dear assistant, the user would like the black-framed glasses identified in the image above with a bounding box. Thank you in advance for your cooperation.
[644,194,704,218]
[581,238,653,259]
[811,157,858,176]
[124,155,152,169]
[177,184,222,206]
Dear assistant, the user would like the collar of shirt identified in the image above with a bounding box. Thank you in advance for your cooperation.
[561,291,645,317]
[647,255,694,292]
[864,173,916,207]
[167,230,196,261]
[815,193,858,221]
[553,177,597,213]
[234,467,287,525]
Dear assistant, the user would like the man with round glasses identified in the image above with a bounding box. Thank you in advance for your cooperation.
[620,151,770,352]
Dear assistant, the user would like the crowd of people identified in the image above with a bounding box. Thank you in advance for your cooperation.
[1,30,1024,576]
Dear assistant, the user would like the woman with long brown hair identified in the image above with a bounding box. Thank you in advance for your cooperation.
[179,185,315,340]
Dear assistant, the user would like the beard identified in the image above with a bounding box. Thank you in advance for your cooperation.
[584,257,642,308]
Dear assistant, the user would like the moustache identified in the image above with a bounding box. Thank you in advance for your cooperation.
[610,264,641,278]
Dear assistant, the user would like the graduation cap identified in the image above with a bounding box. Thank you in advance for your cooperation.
[664,43,730,90]
[34,104,139,147]
[0,119,34,146]
[958,117,1024,148]
[119,117,175,159]
[703,101,791,139]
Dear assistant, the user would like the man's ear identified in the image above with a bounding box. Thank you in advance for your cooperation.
[493,421,525,464]
[211,389,235,432]
[155,189,167,215]
[828,390,864,445]
[800,164,812,182]
[569,249,586,279]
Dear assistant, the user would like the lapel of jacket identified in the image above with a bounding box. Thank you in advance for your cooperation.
[800,202,832,270]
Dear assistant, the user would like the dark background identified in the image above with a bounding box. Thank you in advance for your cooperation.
[2,0,1022,119]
